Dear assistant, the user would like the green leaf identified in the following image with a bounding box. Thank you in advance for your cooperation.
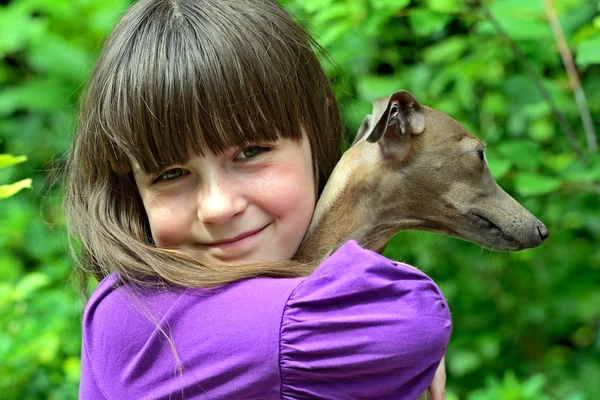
[0,179,33,199]
[346,100,375,136]
[0,283,15,309]
[482,93,506,116]
[558,1,597,38]
[29,33,93,82]
[0,253,24,283]
[449,349,482,377]
[63,356,81,382]
[456,78,475,110]
[14,272,51,299]
[576,34,600,65]
[0,154,27,169]
[541,153,576,173]
[0,6,46,56]
[426,0,464,14]
[423,36,468,65]
[37,334,60,364]
[559,159,600,182]
[0,78,72,114]
[80,0,132,37]
[486,0,551,41]
[356,74,404,102]
[486,153,512,180]
[372,0,410,11]
[503,75,544,105]
[293,0,335,13]
[318,20,355,47]
[497,140,542,172]
[528,119,555,142]
[409,8,451,37]
[513,173,562,196]
[313,3,351,25]
[491,0,546,15]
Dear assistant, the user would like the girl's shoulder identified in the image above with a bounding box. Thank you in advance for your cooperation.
[80,265,304,398]
[283,240,452,399]
[309,239,437,285]
[80,241,451,399]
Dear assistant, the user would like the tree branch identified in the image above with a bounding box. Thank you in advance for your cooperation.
[476,1,588,164]
[544,0,597,154]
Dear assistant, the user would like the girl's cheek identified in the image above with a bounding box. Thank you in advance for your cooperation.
[146,198,192,248]
[248,160,314,214]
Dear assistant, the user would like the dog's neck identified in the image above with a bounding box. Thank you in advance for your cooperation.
[295,143,406,262]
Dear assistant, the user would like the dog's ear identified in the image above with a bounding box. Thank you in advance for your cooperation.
[366,90,424,142]
[352,114,372,146]
[364,90,425,159]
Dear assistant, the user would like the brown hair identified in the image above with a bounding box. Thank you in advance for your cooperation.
[65,0,343,299]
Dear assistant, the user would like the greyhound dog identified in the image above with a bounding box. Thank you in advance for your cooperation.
[296,90,548,263]
[294,90,548,400]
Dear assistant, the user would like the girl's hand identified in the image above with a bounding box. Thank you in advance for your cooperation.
[428,356,446,400]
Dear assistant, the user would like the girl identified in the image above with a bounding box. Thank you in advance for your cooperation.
[66,0,451,399]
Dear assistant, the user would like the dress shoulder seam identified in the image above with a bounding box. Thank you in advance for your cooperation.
[83,339,110,400]
[277,276,310,399]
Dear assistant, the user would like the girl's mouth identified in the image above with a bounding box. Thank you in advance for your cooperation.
[205,224,270,250]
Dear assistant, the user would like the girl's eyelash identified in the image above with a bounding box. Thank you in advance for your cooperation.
[152,168,187,183]
[150,145,273,183]
[234,145,273,160]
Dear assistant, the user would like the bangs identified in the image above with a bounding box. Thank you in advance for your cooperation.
[89,0,321,176]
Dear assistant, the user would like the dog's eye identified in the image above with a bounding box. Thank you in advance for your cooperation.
[477,149,486,165]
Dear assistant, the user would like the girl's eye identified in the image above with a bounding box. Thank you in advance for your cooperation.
[235,146,270,160]
[154,168,187,183]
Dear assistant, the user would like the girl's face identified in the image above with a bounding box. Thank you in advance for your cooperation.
[133,137,315,264]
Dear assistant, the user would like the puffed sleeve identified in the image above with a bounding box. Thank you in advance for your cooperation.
[280,240,451,400]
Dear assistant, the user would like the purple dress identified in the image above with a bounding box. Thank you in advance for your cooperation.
[79,241,451,399]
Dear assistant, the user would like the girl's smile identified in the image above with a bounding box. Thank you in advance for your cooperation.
[202,223,269,247]
[198,223,271,260]
[133,137,315,265]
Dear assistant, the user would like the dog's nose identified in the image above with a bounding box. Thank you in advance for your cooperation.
[537,222,549,241]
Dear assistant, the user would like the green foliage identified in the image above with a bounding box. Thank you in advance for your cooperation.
[0,153,32,199]
[1,0,599,398]
[467,371,553,400]
[0,0,130,397]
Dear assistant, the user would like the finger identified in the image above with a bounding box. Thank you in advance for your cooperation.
[429,356,447,400]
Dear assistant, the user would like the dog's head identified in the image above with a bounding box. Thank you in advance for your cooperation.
[348,90,548,251]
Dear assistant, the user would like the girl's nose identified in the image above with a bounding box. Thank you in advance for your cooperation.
[197,180,247,225]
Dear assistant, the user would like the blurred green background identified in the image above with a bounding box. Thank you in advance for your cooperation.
[1,0,599,398]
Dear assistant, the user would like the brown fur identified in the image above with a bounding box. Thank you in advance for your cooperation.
[297,90,548,264]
